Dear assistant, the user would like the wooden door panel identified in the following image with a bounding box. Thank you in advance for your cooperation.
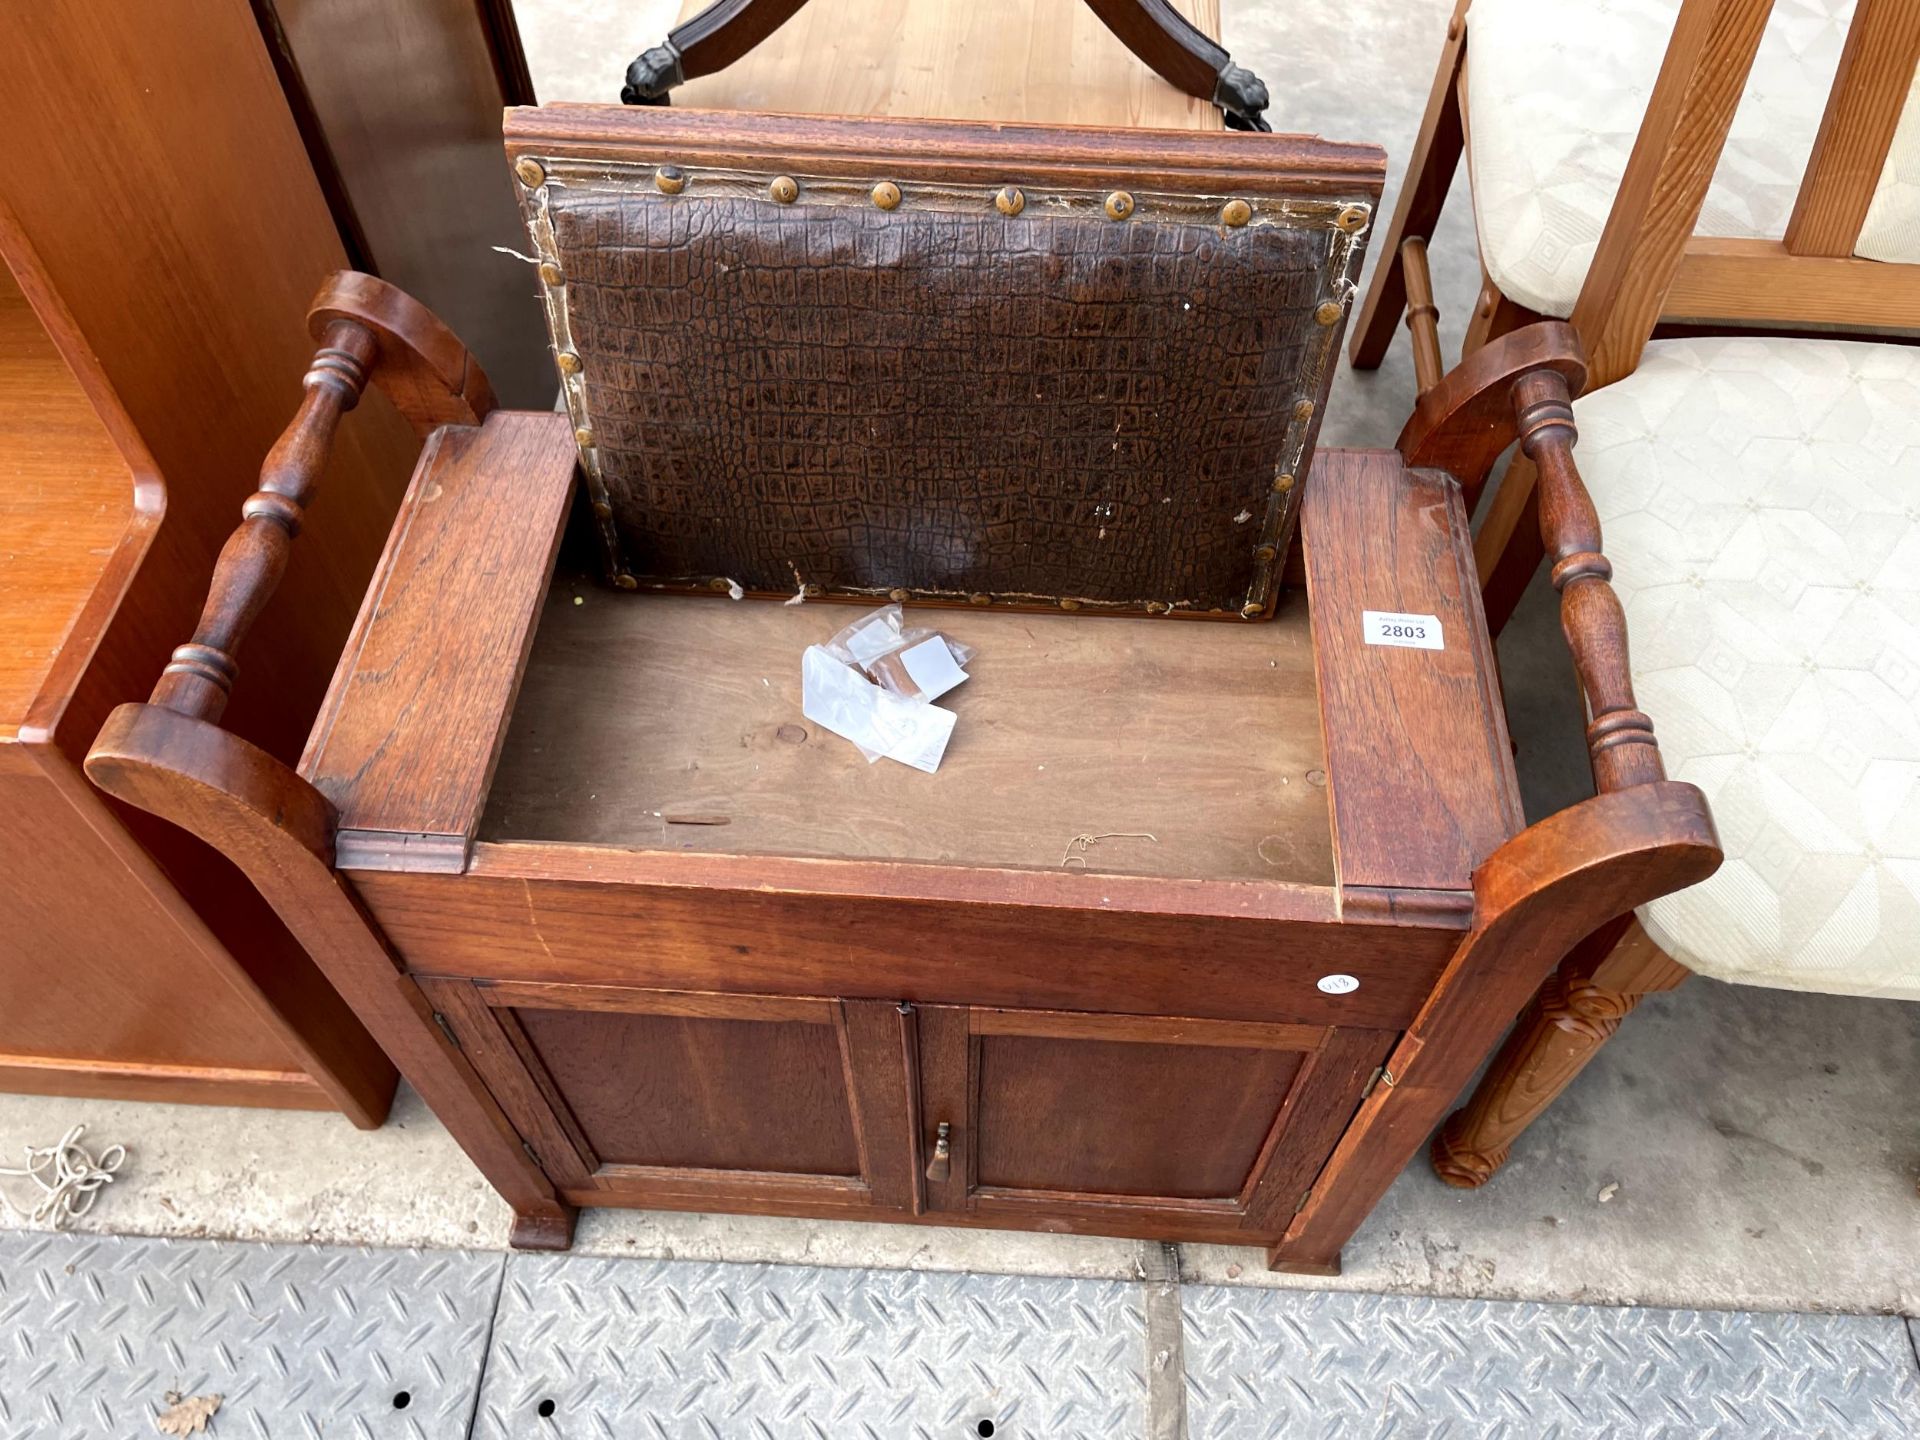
[418,979,917,1213]
[974,1035,1303,1199]
[921,1005,1395,1236]
[515,1007,860,1175]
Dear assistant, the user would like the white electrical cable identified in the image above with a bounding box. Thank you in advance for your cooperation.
[0,1124,126,1229]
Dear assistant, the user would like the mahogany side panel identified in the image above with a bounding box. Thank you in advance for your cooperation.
[1303,449,1523,894]
[87,704,577,1245]
[1269,781,1720,1273]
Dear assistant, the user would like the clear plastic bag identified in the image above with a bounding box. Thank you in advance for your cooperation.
[802,604,978,771]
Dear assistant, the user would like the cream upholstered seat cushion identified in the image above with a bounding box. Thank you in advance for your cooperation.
[1465,0,1862,317]
[1572,336,1920,1000]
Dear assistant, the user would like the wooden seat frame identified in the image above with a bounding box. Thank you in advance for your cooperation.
[1349,0,1920,1190]
[621,0,1275,129]
[84,264,1717,1263]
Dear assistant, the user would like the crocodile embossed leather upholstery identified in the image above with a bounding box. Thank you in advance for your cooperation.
[512,110,1382,617]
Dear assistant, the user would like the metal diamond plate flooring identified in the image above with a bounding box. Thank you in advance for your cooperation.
[0,1230,503,1439]
[470,1256,1148,1439]
[3,1227,1917,1438]
[1182,1284,1920,1440]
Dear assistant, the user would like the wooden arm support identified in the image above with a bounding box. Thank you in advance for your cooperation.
[1513,369,1663,794]
[1398,322,1664,790]
[148,272,494,727]
[84,275,569,1242]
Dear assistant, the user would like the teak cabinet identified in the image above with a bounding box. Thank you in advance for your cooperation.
[419,979,1391,1240]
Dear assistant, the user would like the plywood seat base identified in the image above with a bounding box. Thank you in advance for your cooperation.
[481,577,1336,887]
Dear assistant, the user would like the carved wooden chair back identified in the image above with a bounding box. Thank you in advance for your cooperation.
[506,107,1383,619]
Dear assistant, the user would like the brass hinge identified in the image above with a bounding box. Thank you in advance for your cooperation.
[1294,1187,1314,1214]
[1362,1065,1403,1101]
[521,1139,542,1167]
[432,1011,462,1050]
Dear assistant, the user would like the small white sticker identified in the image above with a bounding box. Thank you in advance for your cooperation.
[1316,974,1360,995]
[1363,610,1444,650]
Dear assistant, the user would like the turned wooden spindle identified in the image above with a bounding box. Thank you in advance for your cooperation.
[1400,237,1445,396]
[149,321,377,723]
[1513,370,1664,794]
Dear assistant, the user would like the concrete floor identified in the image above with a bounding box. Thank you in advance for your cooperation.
[3,0,1916,1326]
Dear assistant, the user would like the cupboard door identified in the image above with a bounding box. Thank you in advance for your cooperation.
[419,980,919,1215]
[917,1006,1393,1238]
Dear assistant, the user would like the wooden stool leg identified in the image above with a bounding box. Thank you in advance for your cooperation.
[1079,0,1268,128]
[1431,917,1690,1188]
[624,0,810,103]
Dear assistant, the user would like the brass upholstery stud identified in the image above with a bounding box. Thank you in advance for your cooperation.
[1220,199,1252,227]
[969,592,991,606]
[655,165,687,194]
[1105,191,1135,221]
[995,186,1026,217]
[1294,399,1315,424]
[556,351,583,376]
[888,586,910,601]
[872,181,902,210]
[709,577,732,592]
[538,262,564,286]
[770,175,799,203]
[1273,472,1296,494]
[1255,543,1279,564]
[1060,597,1083,611]
[1145,600,1172,615]
[1240,600,1265,619]
[1336,204,1370,233]
[592,500,614,519]
[514,157,545,188]
[1315,299,1344,325]
[575,427,594,447]
[614,572,638,590]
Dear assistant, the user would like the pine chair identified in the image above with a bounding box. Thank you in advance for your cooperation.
[1354,0,1920,630]
[1363,0,1920,1188]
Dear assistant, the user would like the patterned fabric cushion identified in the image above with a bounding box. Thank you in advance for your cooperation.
[1467,0,1856,316]
[1856,62,1920,264]
[1573,337,1920,1000]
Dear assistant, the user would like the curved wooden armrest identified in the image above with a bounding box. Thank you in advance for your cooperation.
[150,272,494,726]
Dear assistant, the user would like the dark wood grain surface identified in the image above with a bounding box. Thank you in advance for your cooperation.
[974,1032,1305,1197]
[302,411,578,867]
[364,852,1456,1031]
[1303,449,1522,894]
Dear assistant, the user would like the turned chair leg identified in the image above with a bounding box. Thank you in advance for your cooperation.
[1432,916,1690,1187]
